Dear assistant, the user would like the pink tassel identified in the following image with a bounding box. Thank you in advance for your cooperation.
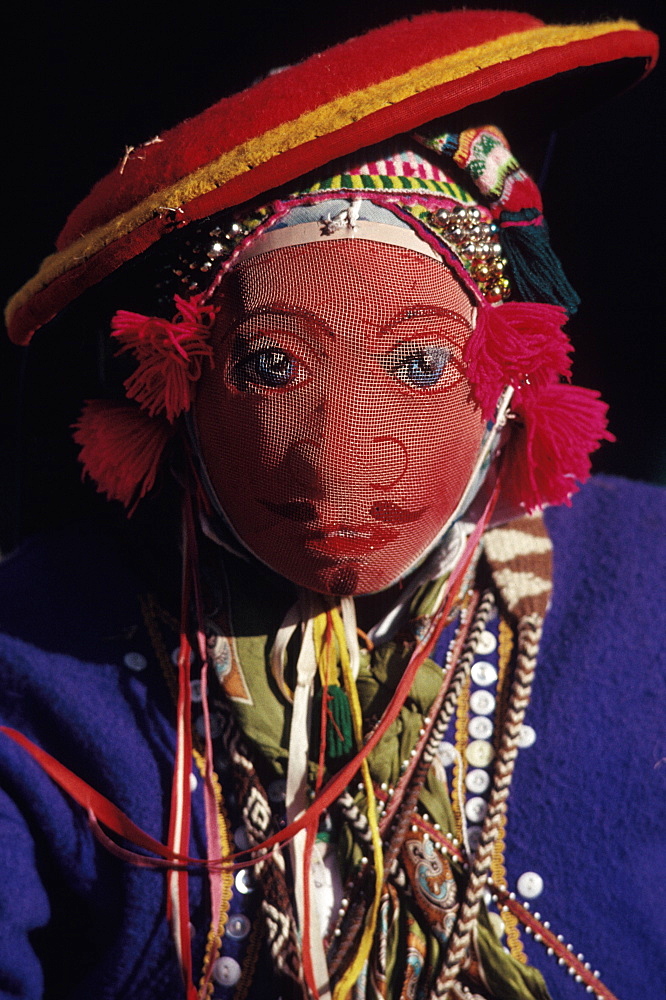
[502,383,615,511]
[465,302,572,420]
[112,293,216,422]
[73,400,173,510]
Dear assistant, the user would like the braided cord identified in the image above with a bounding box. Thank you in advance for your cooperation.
[327,590,494,982]
[382,590,495,870]
[214,697,304,986]
[432,612,543,999]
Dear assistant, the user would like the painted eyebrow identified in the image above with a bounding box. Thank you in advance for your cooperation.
[378,305,473,339]
[232,304,334,338]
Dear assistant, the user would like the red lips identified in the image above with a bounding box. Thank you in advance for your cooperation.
[302,522,399,557]
[261,497,429,558]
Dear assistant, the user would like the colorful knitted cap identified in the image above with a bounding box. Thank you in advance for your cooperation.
[5,9,657,344]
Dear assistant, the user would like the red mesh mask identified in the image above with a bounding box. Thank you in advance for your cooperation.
[194,239,486,595]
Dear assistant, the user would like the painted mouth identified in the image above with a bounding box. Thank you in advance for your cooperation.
[260,498,427,557]
[301,523,399,557]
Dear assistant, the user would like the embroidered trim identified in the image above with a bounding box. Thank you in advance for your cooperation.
[452,671,471,838]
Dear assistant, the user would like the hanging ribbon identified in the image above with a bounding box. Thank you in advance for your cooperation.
[1,483,499,1000]
[285,597,331,999]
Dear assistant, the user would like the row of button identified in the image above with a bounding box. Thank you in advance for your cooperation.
[465,631,497,849]
[436,624,544,904]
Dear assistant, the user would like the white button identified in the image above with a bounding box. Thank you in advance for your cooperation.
[466,769,490,794]
[517,871,544,899]
[517,724,536,748]
[469,690,496,716]
[467,826,482,852]
[235,869,255,894]
[212,956,241,986]
[123,652,147,672]
[437,741,456,768]
[226,913,251,940]
[471,661,498,687]
[468,716,493,740]
[267,779,286,803]
[465,740,494,768]
[189,772,198,792]
[234,826,250,851]
[190,679,202,703]
[465,796,488,823]
[476,630,497,655]
[489,911,506,939]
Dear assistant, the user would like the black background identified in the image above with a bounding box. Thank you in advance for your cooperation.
[1,0,664,552]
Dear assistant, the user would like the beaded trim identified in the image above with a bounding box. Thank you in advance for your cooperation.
[424,205,510,303]
[410,822,620,1000]
[451,672,471,835]
[154,194,510,309]
[154,207,273,303]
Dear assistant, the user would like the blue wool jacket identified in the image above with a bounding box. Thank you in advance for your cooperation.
[0,476,664,1000]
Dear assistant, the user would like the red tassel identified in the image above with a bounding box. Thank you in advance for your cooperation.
[73,400,173,510]
[465,302,572,420]
[112,293,216,422]
[502,383,615,511]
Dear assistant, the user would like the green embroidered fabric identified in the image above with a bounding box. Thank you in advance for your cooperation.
[202,547,550,1000]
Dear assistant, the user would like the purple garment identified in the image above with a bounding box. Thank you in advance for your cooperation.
[0,476,664,999]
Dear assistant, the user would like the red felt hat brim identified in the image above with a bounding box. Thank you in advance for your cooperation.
[5,10,658,345]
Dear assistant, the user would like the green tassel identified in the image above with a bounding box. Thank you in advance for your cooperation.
[499,208,580,316]
[313,685,353,760]
[326,685,353,758]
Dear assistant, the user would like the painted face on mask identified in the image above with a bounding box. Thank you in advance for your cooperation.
[194,239,485,595]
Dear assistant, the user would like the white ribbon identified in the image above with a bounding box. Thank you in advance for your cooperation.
[285,597,331,999]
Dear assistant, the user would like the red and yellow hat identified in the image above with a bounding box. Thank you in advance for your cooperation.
[4,9,658,346]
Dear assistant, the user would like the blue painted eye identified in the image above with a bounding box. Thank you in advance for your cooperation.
[392,346,451,389]
[238,348,297,388]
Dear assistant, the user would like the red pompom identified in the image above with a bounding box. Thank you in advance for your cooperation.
[112,293,216,422]
[73,400,174,511]
[502,383,615,511]
[465,301,572,420]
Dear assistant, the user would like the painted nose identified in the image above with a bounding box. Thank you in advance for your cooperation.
[285,433,408,494]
